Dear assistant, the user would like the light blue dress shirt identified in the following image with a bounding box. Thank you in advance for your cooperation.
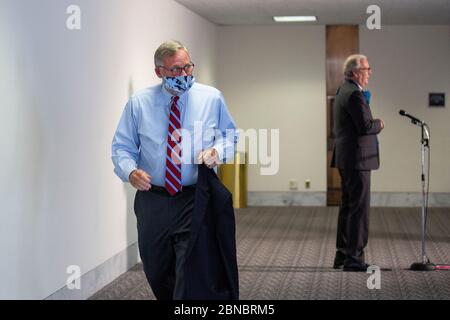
[112,82,238,186]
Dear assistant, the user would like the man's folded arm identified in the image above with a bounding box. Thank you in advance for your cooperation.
[348,91,383,136]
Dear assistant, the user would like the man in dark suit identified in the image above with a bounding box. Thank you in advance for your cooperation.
[331,54,384,272]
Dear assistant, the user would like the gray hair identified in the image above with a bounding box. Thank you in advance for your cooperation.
[343,54,367,78]
[154,40,190,67]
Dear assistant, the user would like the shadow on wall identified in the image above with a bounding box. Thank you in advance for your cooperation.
[125,76,141,268]
[125,182,140,263]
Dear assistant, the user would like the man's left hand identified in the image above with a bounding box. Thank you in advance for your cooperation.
[198,148,219,169]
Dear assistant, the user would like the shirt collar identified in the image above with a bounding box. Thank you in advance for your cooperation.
[347,78,363,91]
[160,84,188,108]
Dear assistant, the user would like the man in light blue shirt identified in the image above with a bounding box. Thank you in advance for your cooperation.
[111,40,238,300]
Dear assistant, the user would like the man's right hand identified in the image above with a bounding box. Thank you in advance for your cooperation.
[129,169,152,191]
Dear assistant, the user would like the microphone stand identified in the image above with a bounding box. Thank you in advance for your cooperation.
[409,120,435,271]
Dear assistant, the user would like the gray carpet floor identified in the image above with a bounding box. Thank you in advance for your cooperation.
[90,207,450,300]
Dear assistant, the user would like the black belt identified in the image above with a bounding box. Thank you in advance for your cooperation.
[150,184,196,193]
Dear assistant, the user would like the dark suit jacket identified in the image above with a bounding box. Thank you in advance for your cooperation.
[183,164,239,300]
[331,79,383,170]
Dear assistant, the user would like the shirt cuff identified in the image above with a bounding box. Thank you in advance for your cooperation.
[212,143,224,164]
[120,159,137,182]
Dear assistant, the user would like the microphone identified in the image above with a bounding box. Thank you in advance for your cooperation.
[399,109,424,125]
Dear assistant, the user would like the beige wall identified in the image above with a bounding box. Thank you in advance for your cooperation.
[360,25,450,192]
[217,24,450,193]
[217,25,327,192]
[0,0,217,299]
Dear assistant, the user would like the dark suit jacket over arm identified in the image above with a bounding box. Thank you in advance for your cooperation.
[183,164,239,300]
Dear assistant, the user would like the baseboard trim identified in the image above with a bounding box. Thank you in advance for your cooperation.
[370,192,450,207]
[248,192,327,206]
[45,242,140,300]
[248,192,450,207]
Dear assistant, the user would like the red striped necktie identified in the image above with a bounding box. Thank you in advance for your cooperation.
[165,96,182,196]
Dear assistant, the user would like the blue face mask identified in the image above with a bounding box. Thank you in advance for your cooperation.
[163,75,195,96]
[362,90,371,105]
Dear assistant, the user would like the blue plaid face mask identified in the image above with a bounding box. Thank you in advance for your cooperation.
[363,90,372,105]
[163,75,195,96]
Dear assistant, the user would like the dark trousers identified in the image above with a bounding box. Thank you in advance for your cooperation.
[133,186,195,300]
[336,169,371,264]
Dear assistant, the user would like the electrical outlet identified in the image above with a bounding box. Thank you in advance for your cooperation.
[289,180,298,190]
[305,179,311,189]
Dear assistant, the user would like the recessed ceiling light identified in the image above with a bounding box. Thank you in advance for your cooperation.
[273,16,318,22]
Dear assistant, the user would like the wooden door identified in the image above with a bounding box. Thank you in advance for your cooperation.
[326,25,359,206]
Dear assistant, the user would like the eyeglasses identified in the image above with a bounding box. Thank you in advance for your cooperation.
[158,63,195,75]
[359,67,372,72]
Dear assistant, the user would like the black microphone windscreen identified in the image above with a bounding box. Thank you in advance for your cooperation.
[399,110,406,115]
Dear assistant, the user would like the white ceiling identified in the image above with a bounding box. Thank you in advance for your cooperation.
[174,0,450,25]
